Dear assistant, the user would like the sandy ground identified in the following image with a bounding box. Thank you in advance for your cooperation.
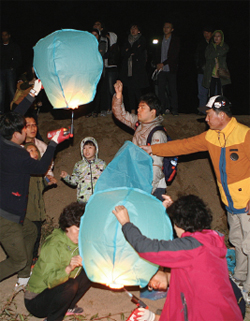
[1,107,250,320]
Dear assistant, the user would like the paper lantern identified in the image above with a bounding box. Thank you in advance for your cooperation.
[94,141,153,195]
[33,29,103,108]
[79,187,173,288]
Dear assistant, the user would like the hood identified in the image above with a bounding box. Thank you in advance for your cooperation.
[80,136,99,159]
[183,229,227,258]
[212,30,224,47]
[108,32,118,46]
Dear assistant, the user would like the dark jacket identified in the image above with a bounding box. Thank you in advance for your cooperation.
[0,40,22,70]
[202,30,231,88]
[0,95,57,224]
[153,34,180,73]
[120,34,149,88]
[195,38,210,74]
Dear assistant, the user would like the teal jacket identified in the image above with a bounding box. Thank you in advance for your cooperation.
[203,30,231,88]
[27,228,82,294]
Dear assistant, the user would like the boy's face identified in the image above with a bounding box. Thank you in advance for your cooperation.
[25,117,37,139]
[83,144,96,161]
[137,101,156,123]
[26,145,39,160]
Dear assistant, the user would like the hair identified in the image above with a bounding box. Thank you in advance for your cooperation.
[139,93,161,116]
[202,26,213,33]
[25,113,36,122]
[0,112,26,140]
[84,140,96,147]
[129,22,142,32]
[24,142,41,159]
[59,202,86,231]
[163,21,174,29]
[91,28,100,38]
[167,195,212,233]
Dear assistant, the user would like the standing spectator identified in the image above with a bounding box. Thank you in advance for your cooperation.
[195,26,213,113]
[120,23,149,113]
[93,20,119,117]
[0,29,22,114]
[203,30,231,97]
[153,22,180,116]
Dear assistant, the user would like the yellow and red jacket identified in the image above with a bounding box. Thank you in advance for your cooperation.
[152,117,250,214]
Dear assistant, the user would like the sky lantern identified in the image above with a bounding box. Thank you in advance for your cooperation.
[33,29,103,109]
[79,142,173,289]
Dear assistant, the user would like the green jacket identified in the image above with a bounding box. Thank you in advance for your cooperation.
[202,30,231,88]
[27,229,82,294]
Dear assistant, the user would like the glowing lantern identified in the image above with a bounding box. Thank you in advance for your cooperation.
[78,142,173,288]
[79,187,173,288]
[33,29,103,109]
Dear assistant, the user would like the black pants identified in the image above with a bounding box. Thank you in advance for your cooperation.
[157,71,178,114]
[25,269,91,321]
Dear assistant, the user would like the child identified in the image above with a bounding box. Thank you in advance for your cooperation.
[60,137,106,202]
[24,142,57,263]
[112,195,243,321]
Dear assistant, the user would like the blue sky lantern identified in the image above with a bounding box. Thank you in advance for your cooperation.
[79,142,173,289]
[33,29,103,109]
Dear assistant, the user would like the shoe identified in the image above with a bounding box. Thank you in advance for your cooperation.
[164,109,170,114]
[66,305,84,316]
[100,111,107,117]
[242,290,250,306]
[85,113,92,118]
[230,275,244,291]
[107,110,112,114]
[92,112,98,118]
[172,112,179,116]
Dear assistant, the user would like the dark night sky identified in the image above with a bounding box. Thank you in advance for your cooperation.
[1,1,250,114]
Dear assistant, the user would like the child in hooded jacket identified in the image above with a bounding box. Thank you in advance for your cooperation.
[60,137,106,202]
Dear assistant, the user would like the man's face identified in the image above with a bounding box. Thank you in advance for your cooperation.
[16,127,26,145]
[203,31,212,42]
[163,23,173,37]
[205,109,224,130]
[137,101,156,123]
[2,31,10,44]
[25,117,37,139]
[130,25,140,36]
[93,21,103,31]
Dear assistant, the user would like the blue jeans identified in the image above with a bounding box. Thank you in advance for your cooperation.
[0,69,17,114]
[197,74,209,111]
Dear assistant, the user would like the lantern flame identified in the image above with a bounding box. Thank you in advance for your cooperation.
[107,283,124,289]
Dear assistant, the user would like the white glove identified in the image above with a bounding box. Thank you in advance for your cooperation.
[137,308,155,321]
[30,79,42,96]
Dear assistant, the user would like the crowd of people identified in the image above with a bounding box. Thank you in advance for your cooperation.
[0,19,247,321]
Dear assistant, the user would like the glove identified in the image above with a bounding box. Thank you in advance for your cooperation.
[51,128,70,144]
[137,308,155,321]
[30,79,42,96]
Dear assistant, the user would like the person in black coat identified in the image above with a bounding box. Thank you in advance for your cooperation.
[120,23,149,112]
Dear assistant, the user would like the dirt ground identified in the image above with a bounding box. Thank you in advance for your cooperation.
[1,107,250,320]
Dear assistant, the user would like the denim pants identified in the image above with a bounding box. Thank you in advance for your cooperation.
[197,74,209,110]
[25,269,91,321]
[0,217,37,280]
[0,69,16,114]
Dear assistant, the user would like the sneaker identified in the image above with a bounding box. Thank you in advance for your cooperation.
[100,111,107,116]
[107,110,112,115]
[230,275,244,291]
[242,290,250,306]
[92,112,98,118]
[164,109,170,114]
[66,306,84,316]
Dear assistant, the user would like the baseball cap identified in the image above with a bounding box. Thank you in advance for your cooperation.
[198,95,231,113]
